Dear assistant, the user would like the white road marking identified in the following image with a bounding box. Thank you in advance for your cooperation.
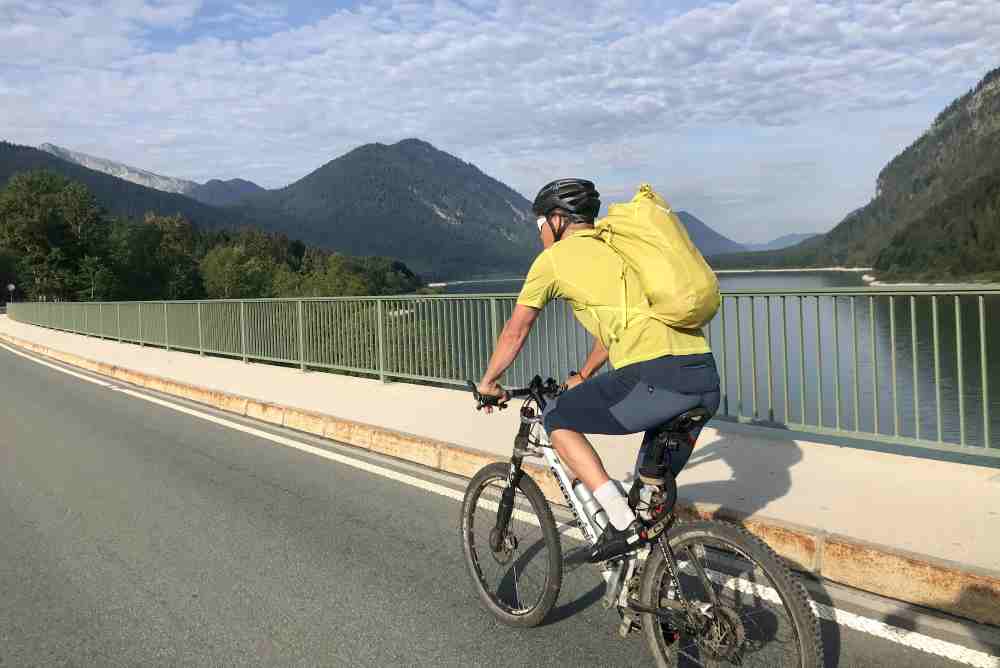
[697,568,1000,668]
[1,342,112,387]
[3,341,997,667]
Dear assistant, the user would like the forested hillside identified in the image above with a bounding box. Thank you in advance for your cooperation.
[232,138,539,279]
[0,170,421,302]
[874,166,1000,280]
[712,66,1000,279]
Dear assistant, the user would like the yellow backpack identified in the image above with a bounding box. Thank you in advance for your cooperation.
[588,183,720,330]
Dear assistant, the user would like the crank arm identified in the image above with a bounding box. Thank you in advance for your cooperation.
[626,599,687,619]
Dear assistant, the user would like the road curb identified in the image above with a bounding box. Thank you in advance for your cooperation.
[3,330,999,628]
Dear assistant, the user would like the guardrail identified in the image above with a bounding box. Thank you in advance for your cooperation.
[9,286,999,456]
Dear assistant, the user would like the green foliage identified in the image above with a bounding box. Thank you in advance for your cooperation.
[874,166,1000,280]
[0,170,423,302]
[712,66,1000,279]
[0,170,107,299]
[200,243,279,299]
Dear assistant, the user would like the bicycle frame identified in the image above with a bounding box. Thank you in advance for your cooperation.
[499,409,648,614]
[514,411,604,543]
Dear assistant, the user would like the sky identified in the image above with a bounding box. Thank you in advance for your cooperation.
[2,0,999,244]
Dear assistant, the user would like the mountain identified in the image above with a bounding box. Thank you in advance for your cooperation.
[38,143,200,195]
[744,233,820,252]
[189,178,266,207]
[675,211,746,256]
[232,138,539,279]
[1,142,242,231]
[874,164,1000,279]
[38,142,268,207]
[711,65,1000,276]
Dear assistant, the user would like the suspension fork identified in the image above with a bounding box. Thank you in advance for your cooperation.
[494,454,524,541]
[494,415,533,542]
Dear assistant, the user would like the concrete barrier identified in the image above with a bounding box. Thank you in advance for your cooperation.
[2,330,999,628]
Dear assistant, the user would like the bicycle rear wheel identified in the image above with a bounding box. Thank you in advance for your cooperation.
[639,520,823,667]
[460,462,562,627]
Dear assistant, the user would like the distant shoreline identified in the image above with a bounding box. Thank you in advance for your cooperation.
[427,266,873,288]
[713,266,872,274]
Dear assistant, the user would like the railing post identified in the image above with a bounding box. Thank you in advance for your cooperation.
[164,302,170,351]
[138,302,143,347]
[240,301,248,363]
[490,297,499,343]
[197,302,203,356]
[99,303,104,339]
[117,303,122,342]
[296,300,306,371]
[980,296,991,448]
[376,299,386,383]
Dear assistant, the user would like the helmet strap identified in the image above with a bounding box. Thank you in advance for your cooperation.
[546,215,570,242]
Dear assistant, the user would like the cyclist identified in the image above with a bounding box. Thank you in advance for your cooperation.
[477,178,720,563]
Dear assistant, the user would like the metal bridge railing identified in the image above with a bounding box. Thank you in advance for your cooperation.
[8,286,999,457]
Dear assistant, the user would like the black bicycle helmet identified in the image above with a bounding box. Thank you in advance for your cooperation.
[532,178,600,219]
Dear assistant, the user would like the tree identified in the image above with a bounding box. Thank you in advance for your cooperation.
[299,253,374,297]
[0,170,106,299]
[0,249,17,299]
[200,244,278,299]
[74,255,116,301]
[145,213,202,299]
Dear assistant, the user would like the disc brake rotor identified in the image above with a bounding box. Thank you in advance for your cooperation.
[699,605,746,662]
[488,527,518,565]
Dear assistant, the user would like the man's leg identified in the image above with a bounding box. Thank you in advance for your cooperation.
[549,428,610,490]
[550,427,636,532]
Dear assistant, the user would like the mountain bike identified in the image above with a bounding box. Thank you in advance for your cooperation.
[460,375,823,667]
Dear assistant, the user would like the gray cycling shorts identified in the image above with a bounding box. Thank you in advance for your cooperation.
[543,352,721,476]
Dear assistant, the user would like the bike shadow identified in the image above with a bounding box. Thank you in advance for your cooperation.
[674,423,801,522]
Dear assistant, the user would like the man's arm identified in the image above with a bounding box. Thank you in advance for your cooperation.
[565,338,609,389]
[478,304,540,394]
[579,338,609,379]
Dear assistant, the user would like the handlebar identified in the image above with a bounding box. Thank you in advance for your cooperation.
[467,375,564,411]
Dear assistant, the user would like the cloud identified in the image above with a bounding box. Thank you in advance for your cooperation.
[1,0,999,241]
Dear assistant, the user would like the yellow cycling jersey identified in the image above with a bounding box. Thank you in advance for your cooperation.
[516,234,710,370]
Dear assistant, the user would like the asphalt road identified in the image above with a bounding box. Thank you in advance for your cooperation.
[1,342,997,667]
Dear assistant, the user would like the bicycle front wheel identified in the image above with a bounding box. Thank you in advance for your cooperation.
[459,462,563,627]
[639,520,823,668]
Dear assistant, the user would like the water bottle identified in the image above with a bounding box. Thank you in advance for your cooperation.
[572,480,609,532]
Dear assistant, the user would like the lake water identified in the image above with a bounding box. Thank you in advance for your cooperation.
[443,271,999,451]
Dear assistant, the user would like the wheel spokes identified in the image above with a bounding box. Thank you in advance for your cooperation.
[469,477,551,615]
[659,537,804,667]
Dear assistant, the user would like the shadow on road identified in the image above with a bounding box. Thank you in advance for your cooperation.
[879,586,1000,661]
[951,587,1000,657]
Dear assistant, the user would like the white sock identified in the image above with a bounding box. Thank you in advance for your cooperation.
[593,480,636,531]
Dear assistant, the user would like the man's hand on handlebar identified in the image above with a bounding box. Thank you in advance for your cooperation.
[473,380,509,414]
